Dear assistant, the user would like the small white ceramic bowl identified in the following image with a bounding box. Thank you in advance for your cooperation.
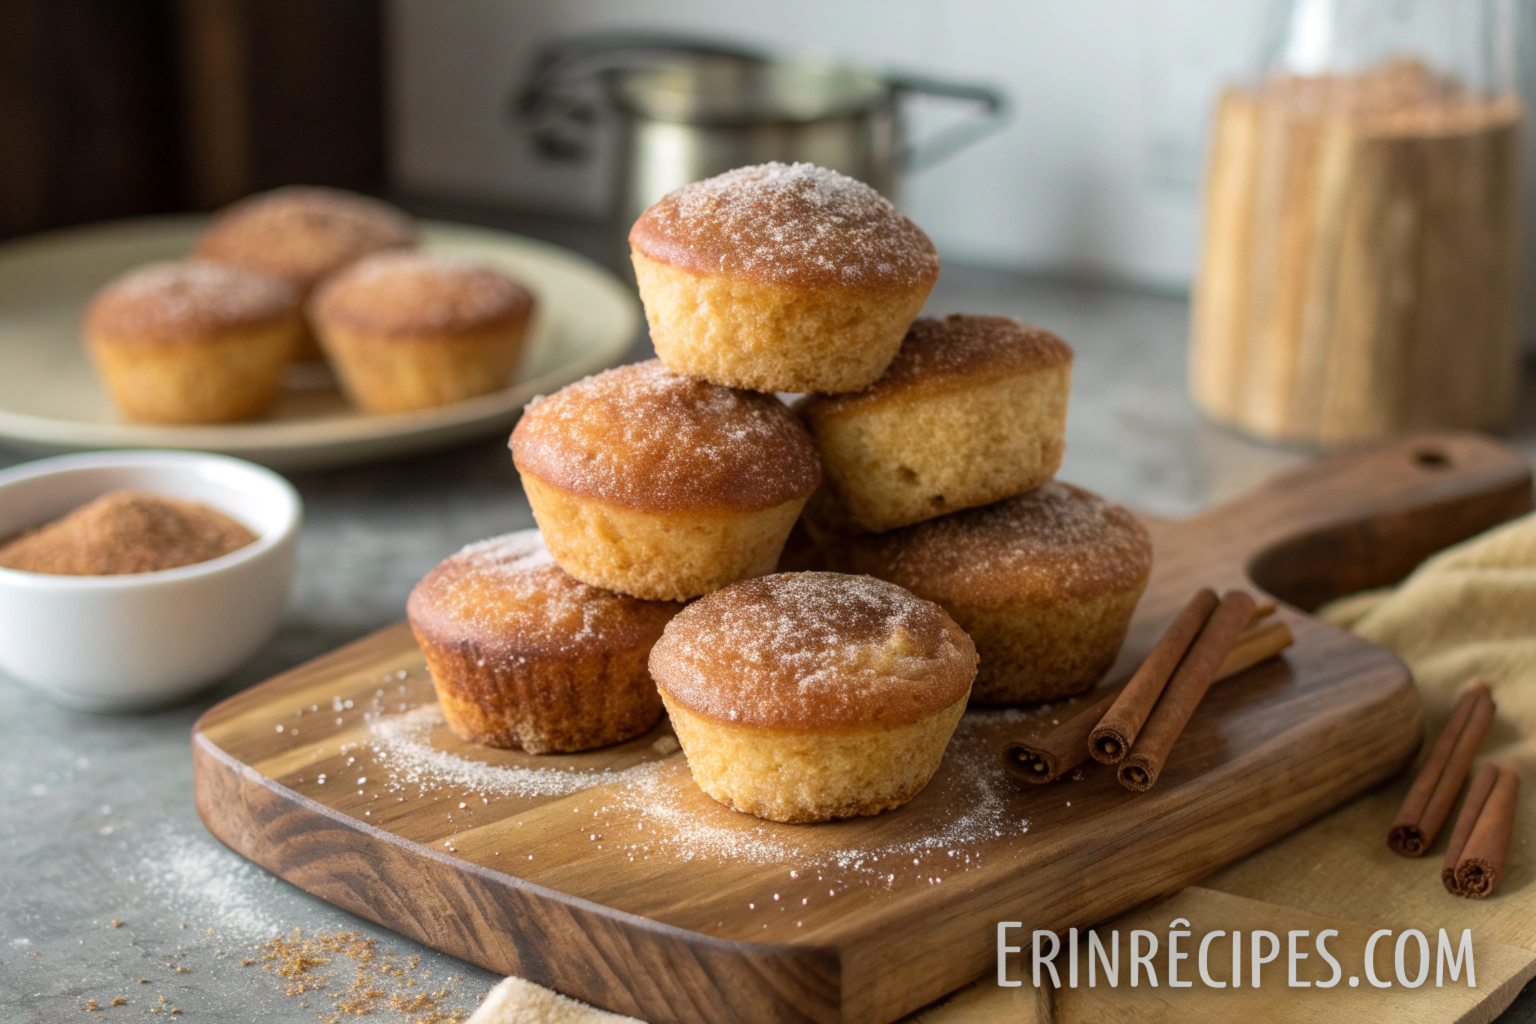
[0,450,301,711]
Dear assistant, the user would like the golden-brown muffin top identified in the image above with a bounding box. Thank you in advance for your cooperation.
[194,186,416,291]
[407,529,679,660]
[628,162,940,292]
[511,359,821,514]
[839,482,1152,609]
[649,572,976,731]
[799,315,1073,420]
[312,251,533,337]
[84,261,299,342]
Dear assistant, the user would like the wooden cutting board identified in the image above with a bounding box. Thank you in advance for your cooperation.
[193,433,1532,1024]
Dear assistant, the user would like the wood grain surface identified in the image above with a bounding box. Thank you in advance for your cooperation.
[194,432,1532,1024]
[1189,84,1522,446]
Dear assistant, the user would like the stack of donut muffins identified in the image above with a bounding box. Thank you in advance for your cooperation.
[408,162,1153,824]
[83,186,535,424]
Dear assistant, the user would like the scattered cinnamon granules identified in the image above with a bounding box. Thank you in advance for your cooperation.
[259,930,470,1024]
[110,997,127,1007]
[85,999,99,1011]
[0,491,256,576]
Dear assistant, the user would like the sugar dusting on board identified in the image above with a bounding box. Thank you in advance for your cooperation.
[364,702,1045,886]
[370,705,619,800]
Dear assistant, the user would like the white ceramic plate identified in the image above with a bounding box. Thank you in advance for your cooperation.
[0,217,640,470]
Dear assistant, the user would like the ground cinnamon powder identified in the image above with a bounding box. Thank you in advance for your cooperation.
[0,490,257,575]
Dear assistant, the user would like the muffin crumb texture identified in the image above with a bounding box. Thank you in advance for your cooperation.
[312,251,533,337]
[513,359,820,514]
[631,161,939,290]
[651,572,976,731]
[0,490,256,576]
[85,261,297,341]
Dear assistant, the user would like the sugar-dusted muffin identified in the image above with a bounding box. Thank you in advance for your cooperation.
[195,185,416,357]
[407,529,679,753]
[84,261,303,423]
[511,360,821,602]
[311,251,534,413]
[797,315,1073,532]
[827,482,1152,704]
[649,572,977,823]
[629,163,940,394]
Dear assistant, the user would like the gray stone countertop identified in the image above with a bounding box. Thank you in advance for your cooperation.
[1,206,1533,1023]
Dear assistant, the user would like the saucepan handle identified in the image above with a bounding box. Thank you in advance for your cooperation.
[887,73,1009,172]
[513,32,766,160]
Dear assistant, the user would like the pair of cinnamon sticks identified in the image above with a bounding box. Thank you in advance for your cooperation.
[1388,680,1519,898]
[1003,588,1291,791]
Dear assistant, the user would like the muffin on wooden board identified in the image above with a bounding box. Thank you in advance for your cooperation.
[798,315,1072,533]
[84,261,302,424]
[312,251,534,413]
[826,482,1152,703]
[511,360,821,602]
[649,572,977,823]
[195,185,416,358]
[407,529,678,753]
[629,162,940,394]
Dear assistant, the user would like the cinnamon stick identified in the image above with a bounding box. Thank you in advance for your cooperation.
[1002,611,1291,784]
[1441,762,1500,895]
[1003,690,1118,784]
[1223,619,1292,673]
[1387,681,1494,856]
[1089,589,1220,764]
[1116,590,1258,792]
[1454,764,1520,899]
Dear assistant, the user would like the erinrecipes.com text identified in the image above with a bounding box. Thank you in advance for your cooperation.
[998,921,1477,990]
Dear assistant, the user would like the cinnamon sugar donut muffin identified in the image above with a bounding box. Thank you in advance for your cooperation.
[629,162,940,394]
[195,186,416,358]
[511,360,821,601]
[828,483,1152,703]
[84,261,302,423]
[649,573,977,823]
[312,251,534,413]
[407,530,678,753]
[798,315,1073,532]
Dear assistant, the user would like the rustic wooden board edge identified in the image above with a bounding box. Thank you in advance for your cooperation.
[193,731,844,1024]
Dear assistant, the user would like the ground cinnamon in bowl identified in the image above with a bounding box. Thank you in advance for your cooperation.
[0,490,257,576]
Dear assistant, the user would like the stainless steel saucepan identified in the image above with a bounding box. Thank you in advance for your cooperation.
[515,32,1008,267]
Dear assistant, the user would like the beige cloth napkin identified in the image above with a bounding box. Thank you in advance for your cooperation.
[469,512,1536,1024]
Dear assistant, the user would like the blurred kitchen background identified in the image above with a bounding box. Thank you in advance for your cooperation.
[6,0,1536,470]
[8,0,1535,293]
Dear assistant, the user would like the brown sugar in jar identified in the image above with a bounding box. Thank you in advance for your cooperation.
[0,490,258,576]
